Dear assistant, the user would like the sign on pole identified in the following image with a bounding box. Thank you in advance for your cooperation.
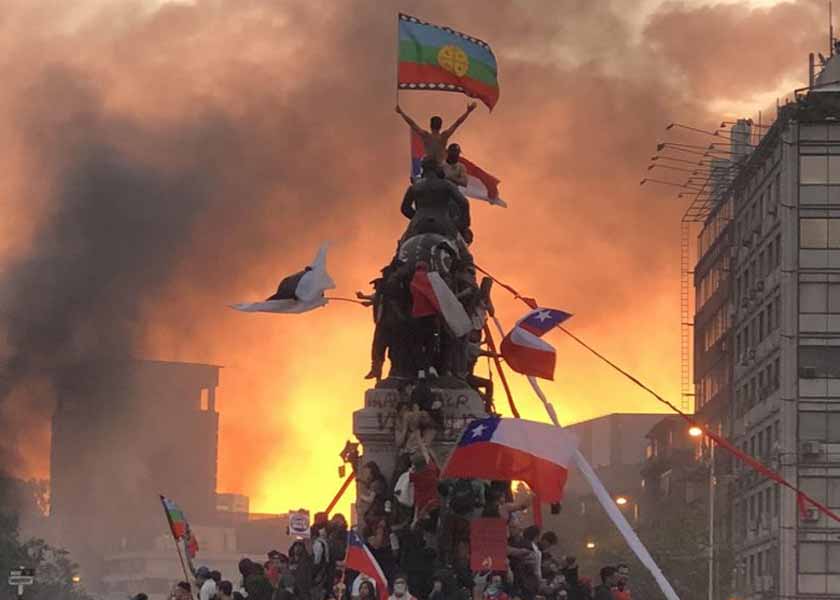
[9,567,35,598]
[288,509,311,538]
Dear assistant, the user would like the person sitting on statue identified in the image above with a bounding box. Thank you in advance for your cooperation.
[401,157,471,244]
[396,103,477,165]
[442,143,468,187]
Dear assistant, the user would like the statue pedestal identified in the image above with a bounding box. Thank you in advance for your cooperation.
[352,385,488,486]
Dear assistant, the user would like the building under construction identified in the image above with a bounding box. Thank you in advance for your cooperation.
[657,49,840,600]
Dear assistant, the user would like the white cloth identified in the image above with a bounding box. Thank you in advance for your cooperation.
[199,579,217,600]
[230,242,335,315]
[525,375,680,600]
[295,242,336,302]
[531,541,542,580]
[313,536,330,565]
[394,469,415,507]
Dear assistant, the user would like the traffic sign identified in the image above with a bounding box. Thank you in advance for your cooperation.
[8,576,33,586]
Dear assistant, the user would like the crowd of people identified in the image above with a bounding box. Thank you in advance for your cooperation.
[133,503,632,600]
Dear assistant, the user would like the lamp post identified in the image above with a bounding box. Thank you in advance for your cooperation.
[690,425,714,600]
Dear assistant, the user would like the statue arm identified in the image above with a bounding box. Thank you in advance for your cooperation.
[401,187,416,219]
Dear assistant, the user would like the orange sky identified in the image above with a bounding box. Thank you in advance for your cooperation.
[0,0,827,517]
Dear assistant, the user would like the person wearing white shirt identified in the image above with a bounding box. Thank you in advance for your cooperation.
[194,566,216,600]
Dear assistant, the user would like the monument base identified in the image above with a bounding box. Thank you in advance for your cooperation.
[352,384,488,487]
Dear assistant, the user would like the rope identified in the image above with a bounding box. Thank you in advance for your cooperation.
[475,263,840,524]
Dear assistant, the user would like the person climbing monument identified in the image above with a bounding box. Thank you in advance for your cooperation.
[396,102,477,165]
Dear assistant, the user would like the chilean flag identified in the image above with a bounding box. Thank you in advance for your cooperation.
[344,530,389,600]
[411,132,507,207]
[442,417,577,503]
[500,308,572,380]
[410,263,473,337]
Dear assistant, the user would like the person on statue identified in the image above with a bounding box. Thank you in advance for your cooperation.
[401,157,471,243]
[442,143,468,187]
[396,103,477,165]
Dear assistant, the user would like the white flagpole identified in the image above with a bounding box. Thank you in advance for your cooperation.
[489,316,680,600]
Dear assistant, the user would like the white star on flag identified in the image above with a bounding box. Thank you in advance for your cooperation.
[470,424,487,438]
[535,310,553,322]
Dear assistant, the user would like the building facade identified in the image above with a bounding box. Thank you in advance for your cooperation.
[692,64,840,599]
[49,360,221,592]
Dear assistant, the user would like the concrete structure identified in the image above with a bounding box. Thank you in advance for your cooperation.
[353,384,487,492]
[689,58,840,600]
[639,416,705,517]
[565,412,664,497]
[217,492,250,515]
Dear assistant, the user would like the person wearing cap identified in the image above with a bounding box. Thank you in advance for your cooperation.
[442,144,468,188]
[195,566,217,600]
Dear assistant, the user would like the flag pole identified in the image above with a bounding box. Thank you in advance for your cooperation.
[174,538,198,600]
[395,13,401,107]
[484,319,680,600]
[160,495,197,600]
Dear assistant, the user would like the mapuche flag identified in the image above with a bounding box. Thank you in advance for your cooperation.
[442,417,577,503]
[398,13,499,110]
[411,131,507,207]
[500,308,572,380]
[160,495,199,558]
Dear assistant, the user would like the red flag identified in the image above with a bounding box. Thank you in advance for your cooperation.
[469,518,508,572]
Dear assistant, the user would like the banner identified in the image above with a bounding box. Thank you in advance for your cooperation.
[469,517,508,572]
[289,509,311,538]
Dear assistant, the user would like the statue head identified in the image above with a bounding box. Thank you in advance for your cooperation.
[430,115,443,131]
[420,156,442,179]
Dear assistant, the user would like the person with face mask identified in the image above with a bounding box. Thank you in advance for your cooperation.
[442,143,468,188]
[483,572,510,600]
[388,574,416,600]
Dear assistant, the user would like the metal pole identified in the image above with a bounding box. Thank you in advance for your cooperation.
[17,584,23,600]
[708,440,715,600]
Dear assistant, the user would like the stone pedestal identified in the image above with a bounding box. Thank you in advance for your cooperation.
[353,385,488,485]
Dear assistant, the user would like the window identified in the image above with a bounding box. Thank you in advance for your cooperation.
[774,233,781,266]
[799,412,840,442]
[801,478,840,508]
[801,156,828,184]
[801,219,829,247]
[800,346,840,377]
[800,218,840,248]
[801,283,828,312]
[799,543,840,574]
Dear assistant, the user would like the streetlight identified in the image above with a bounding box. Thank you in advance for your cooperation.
[71,575,81,584]
[690,424,715,600]
[586,541,596,550]
[615,496,628,506]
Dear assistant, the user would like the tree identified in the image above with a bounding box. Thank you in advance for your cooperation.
[0,477,93,600]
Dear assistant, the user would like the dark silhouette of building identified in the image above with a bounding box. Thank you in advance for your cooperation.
[49,360,220,591]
